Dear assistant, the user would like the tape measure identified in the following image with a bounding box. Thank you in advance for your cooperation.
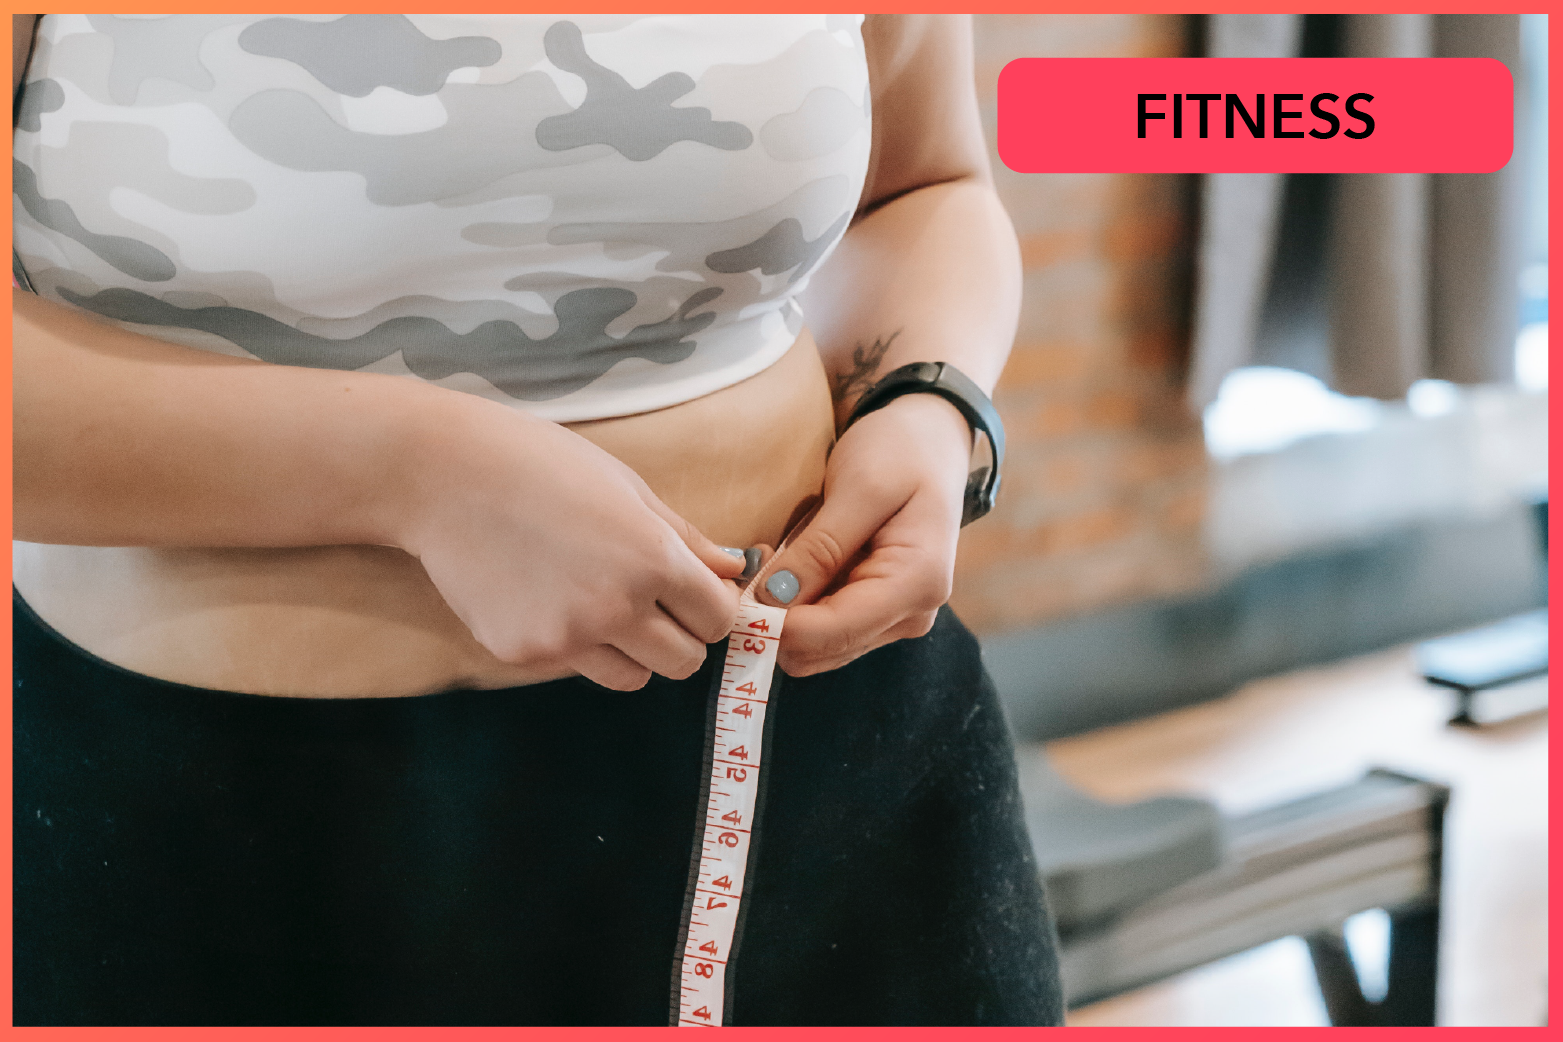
[670,510,814,1027]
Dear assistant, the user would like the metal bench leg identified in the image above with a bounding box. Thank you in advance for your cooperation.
[1304,926,1376,1026]
[1380,903,1439,1025]
[1380,778,1446,1026]
[1305,903,1440,1026]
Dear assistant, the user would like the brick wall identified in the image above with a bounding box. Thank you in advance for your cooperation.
[951,14,1211,635]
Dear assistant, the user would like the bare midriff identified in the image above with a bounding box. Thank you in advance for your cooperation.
[12,331,836,698]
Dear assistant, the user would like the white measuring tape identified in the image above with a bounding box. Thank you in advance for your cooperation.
[671,511,814,1027]
[671,593,786,1027]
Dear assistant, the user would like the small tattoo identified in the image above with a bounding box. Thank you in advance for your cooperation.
[832,330,900,407]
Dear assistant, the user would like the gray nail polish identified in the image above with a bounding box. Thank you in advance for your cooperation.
[741,547,762,581]
[719,546,746,559]
[766,569,799,605]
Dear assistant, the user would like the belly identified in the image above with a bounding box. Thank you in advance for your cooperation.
[13,332,835,697]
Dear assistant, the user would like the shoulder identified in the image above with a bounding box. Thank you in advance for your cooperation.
[863,15,970,92]
[858,15,989,213]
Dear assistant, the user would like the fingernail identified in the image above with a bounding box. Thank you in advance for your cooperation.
[740,547,762,581]
[766,569,799,605]
[719,546,745,559]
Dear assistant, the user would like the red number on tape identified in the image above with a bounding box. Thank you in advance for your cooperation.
[693,1006,712,1020]
[748,619,770,633]
[717,832,739,847]
[735,682,757,696]
[730,746,748,760]
[711,875,732,890]
[742,638,766,653]
[700,940,720,954]
[731,702,753,718]
[725,767,747,782]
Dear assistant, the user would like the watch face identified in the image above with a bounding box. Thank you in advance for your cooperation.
[962,466,998,526]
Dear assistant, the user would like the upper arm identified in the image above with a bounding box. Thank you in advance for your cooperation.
[14,14,39,115]
[858,14,992,217]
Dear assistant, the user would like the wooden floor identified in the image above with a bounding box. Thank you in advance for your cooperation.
[1034,644,1548,1027]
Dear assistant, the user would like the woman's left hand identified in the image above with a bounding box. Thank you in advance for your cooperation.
[755,393,973,676]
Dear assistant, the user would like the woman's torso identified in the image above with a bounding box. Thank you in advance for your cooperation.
[13,14,868,696]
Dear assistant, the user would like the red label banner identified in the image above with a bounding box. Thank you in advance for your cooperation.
[997,58,1513,174]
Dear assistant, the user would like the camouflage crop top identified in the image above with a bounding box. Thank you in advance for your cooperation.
[13,15,872,421]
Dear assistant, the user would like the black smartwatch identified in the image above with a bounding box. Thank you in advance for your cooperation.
[842,361,1005,526]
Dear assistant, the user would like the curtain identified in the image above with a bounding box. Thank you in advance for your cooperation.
[1186,14,1303,406]
[1188,14,1527,406]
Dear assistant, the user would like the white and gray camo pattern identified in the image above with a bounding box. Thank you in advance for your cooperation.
[13,14,872,421]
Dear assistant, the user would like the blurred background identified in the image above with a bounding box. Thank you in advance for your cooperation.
[958,13,1547,1026]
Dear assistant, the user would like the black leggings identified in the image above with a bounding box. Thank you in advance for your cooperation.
[13,592,1063,1025]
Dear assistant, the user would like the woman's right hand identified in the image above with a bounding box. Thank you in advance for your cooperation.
[393,396,745,691]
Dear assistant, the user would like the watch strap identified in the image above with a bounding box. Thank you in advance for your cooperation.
[842,362,1005,526]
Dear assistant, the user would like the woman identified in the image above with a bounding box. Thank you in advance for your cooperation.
[13,14,1062,1024]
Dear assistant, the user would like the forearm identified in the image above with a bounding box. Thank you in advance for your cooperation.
[13,290,475,549]
[803,177,1022,427]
